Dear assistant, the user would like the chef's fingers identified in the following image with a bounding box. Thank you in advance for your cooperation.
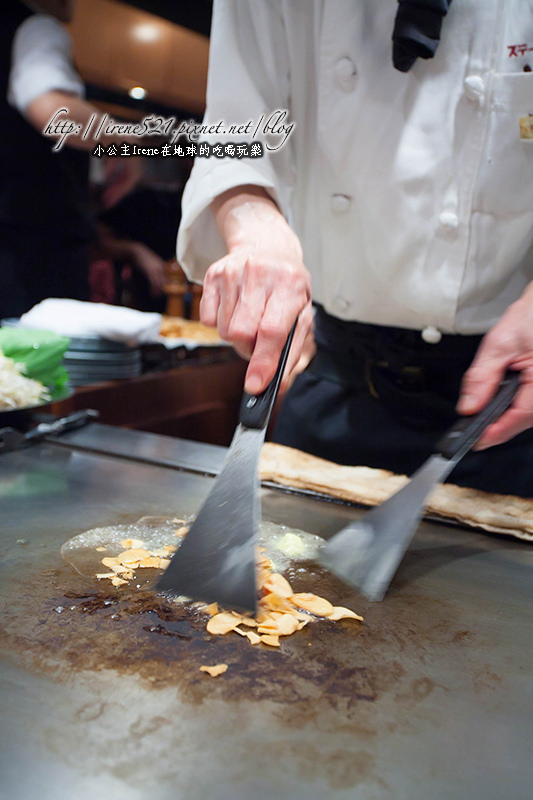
[200,246,312,384]
[216,274,241,344]
[199,261,224,328]
[456,281,533,447]
[201,254,264,358]
[475,370,533,449]
[279,302,315,393]
[223,276,267,362]
[458,352,532,449]
[458,284,533,416]
[244,294,308,395]
[457,354,506,416]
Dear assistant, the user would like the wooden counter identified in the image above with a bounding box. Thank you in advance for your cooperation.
[48,350,247,447]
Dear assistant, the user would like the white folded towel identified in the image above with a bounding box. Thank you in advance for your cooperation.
[18,299,162,345]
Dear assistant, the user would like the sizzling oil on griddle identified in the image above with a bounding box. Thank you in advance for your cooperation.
[60,516,327,583]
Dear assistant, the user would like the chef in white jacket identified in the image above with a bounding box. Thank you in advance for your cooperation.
[178,0,533,496]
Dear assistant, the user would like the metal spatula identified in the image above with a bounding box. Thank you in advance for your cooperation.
[0,409,99,453]
[319,370,521,601]
[157,323,296,614]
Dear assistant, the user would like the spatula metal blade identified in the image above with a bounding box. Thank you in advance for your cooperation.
[0,427,24,453]
[156,424,264,614]
[319,370,521,601]
[157,322,297,614]
[319,454,457,601]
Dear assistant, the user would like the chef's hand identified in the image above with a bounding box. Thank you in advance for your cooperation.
[457,281,533,449]
[202,186,313,395]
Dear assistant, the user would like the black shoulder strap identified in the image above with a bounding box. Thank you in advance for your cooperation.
[392,0,454,73]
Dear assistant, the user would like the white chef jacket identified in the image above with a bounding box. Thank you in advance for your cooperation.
[178,0,533,336]
[8,14,84,114]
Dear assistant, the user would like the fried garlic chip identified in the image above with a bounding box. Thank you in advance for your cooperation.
[291,593,334,617]
[120,538,146,549]
[260,634,280,648]
[117,547,152,565]
[262,573,293,598]
[140,556,164,569]
[327,606,364,622]
[206,612,241,635]
[262,593,294,613]
[97,538,174,586]
[200,663,228,677]
[101,557,131,575]
[231,611,257,627]
[258,613,300,637]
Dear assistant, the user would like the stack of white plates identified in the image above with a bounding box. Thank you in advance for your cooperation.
[62,336,142,386]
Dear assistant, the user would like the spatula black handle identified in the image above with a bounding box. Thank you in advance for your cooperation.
[436,370,521,460]
[239,321,297,430]
[26,409,100,441]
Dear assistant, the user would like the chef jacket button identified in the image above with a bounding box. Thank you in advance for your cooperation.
[439,210,459,231]
[334,296,351,313]
[330,194,352,213]
[334,57,357,91]
[421,326,442,344]
[464,75,485,108]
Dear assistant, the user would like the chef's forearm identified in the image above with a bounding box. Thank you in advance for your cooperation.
[26,91,136,151]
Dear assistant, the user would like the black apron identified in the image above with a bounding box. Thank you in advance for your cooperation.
[273,306,533,497]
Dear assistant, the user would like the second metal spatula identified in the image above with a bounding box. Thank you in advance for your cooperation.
[319,370,521,601]
[157,323,296,614]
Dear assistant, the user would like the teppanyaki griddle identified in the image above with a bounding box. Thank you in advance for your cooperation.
[1,424,531,800]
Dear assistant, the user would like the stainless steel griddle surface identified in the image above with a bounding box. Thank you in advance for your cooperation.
[1,424,532,800]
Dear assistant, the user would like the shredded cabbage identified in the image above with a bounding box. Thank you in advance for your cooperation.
[0,350,49,410]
